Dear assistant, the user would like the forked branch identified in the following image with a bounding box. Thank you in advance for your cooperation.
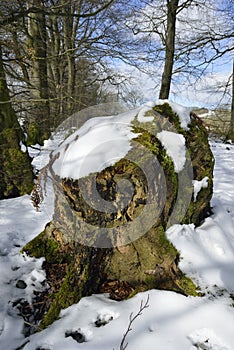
[114,294,150,350]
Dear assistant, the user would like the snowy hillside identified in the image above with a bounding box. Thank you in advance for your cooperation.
[0,123,234,349]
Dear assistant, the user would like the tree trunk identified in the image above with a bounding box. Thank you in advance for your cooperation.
[63,1,81,115]
[0,43,33,199]
[227,60,234,142]
[159,0,179,100]
[27,0,50,145]
[47,14,65,129]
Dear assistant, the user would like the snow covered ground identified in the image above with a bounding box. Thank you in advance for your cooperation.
[0,129,234,348]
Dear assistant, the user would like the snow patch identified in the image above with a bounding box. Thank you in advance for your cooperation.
[156,99,192,129]
[20,141,27,153]
[51,100,191,180]
[52,109,139,180]
[188,328,231,350]
[193,176,209,201]
[157,130,186,172]
[137,102,155,122]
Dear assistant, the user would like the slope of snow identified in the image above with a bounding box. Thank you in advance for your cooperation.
[0,195,53,349]
[23,291,234,350]
[0,113,234,349]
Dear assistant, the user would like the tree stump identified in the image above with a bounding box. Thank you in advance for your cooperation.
[23,102,214,329]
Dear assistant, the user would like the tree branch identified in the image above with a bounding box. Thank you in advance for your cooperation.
[0,0,115,27]
[114,295,150,350]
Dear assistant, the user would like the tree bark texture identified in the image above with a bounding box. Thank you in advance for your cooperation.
[0,43,33,198]
[159,0,179,100]
[27,0,50,145]
[227,60,234,142]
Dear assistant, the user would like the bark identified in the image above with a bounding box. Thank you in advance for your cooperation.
[47,14,65,128]
[227,60,234,142]
[159,0,179,100]
[0,43,33,198]
[27,0,50,145]
[63,3,76,114]
[46,1,105,125]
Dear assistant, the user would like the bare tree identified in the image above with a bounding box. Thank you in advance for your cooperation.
[118,0,232,105]
[27,0,50,144]
[0,0,119,144]
[159,0,179,99]
[227,60,234,142]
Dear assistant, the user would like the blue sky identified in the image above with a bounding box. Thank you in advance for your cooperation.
[114,0,234,109]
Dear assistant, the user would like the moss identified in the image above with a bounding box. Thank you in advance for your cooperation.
[157,225,178,256]
[22,103,213,329]
[40,264,82,329]
[153,103,184,133]
[27,120,50,146]
[27,121,39,145]
[182,116,214,225]
[22,231,61,263]
[1,147,33,198]
[144,275,158,290]
[0,124,33,199]
[132,128,160,155]
[40,253,101,329]
[39,299,60,329]
[24,228,105,329]
[177,273,198,297]
[131,117,179,225]
[0,128,19,147]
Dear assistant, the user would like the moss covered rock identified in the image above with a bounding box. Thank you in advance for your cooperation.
[23,102,214,328]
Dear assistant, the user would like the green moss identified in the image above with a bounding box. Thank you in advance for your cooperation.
[27,121,39,145]
[157,226,178,256]
[40,264,82,329]
[144,275,158,290]
[153,103,184,133]
[0,128,19,147]
[40,257,98,329]
[22,231,61,263]
[39,299,60,329]
[177,273,198,297]
[182,116,214,225]
[1,147,33,198]
[0,124,33,199]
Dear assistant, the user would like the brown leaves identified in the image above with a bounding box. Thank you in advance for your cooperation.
[99,280,135,301]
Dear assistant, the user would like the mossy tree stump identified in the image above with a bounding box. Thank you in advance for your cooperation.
[23,103,214,329]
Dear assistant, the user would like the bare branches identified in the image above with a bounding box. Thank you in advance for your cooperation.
[114,295,150,350]
[0,0,115,27]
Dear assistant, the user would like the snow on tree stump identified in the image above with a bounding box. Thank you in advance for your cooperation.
[23,102,214,329]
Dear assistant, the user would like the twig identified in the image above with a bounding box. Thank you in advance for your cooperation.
[114,294,150,350]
